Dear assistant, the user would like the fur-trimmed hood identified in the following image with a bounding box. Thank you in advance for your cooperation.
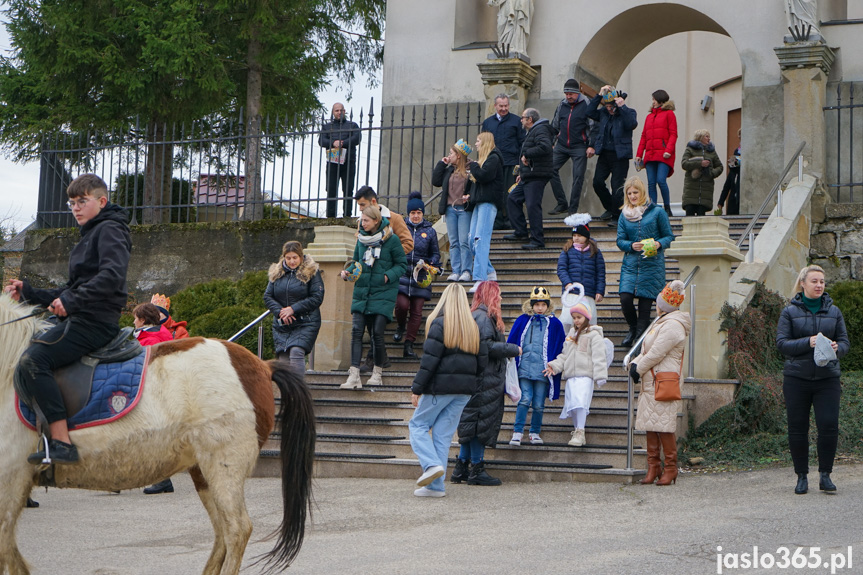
[268,254,320,283]
[686,140,715,153]
[659,100,676,112]
[521,299,557,316]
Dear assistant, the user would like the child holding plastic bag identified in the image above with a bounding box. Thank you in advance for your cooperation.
[543,303,609,447]
[557,213,605,331]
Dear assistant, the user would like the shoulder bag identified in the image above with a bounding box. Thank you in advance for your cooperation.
[651,352,684,402]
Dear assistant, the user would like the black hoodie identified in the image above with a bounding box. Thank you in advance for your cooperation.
[23,202,132,325]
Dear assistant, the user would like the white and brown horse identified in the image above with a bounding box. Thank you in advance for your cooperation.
[0,294,315,575]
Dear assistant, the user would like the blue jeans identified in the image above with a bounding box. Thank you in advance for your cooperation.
[645,161,671,208]
[514,378,548,435]
[469,202,497,280]
[458,437,485,465]
[409,394,470,492]
[445,204,472,275]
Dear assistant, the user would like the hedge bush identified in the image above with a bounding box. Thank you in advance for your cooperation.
[830,280,863,371]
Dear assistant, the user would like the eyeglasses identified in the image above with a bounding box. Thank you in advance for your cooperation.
[67,198,93,210]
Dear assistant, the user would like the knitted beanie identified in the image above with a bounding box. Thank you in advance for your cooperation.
[563,79,580,93]
[406,190,425,214]
[570,302,592,322]
[656,280,686,313]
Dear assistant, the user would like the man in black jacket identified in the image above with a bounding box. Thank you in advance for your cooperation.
[549,79,595,215]
[481,94,525,229]
[5,174,132,465]
[504,108,554,249]
[318,102,362,219]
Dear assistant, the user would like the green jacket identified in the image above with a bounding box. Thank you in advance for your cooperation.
[681,140,723,210]
[350,219,408,320]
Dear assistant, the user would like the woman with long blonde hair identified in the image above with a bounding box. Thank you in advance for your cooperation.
[433,139,474,282]
[616,176,674,348]
[408,283,487,497]
[466,131,505,293]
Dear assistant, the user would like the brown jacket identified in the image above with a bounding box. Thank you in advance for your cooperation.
[356,204,413,255]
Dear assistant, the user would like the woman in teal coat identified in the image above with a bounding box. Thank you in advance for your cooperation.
[340,204,408,388]
[616,176,675,347]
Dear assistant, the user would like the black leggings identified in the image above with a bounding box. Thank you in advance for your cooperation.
[17,317,119,423]
[684,204,707,216]
[619,292,653,329]
[351,313,388,368]
[783,375,841,474]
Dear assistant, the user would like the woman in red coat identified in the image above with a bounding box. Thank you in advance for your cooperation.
[636,89,677,217]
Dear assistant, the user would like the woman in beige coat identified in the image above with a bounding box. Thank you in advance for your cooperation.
[628,280,691,485]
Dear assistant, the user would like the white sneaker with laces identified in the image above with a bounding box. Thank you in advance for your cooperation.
[414,487,446,497]
[446,273,459,282]
[509,432,523,446]
[569,429,585,447]
[529,433,544,445]
[458,271,472,282]
[416,465,445,486]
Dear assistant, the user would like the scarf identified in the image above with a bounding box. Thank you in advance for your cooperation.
[573,242,590,252]
[357,221,393,267]
[622,203,648,222]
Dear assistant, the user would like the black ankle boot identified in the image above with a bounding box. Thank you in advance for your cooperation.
[393,325,405,343]
[450,459,469,483]
[795,473,808,494]
[403,341,417,358]
[467,461,502,486]
[144,478,175,495]
[26,497,39,508]
[621,327,637,348]
[819,472,836,492]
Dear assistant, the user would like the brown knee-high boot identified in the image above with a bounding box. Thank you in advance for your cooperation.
[639,431,662,485]
[656,432,678,486]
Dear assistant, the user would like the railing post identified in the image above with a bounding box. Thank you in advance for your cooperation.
[746,231,755,263]
[626,372,634,470]
[257,323,264,359]
[777,188,783,218]
[688,284,696,378]
[798,153,803,182]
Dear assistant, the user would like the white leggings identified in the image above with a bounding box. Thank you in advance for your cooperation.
[571,408,587,430]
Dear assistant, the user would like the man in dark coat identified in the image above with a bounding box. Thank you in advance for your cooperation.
[587,86,638,223]
[481,93,525,229]
[549,79,595,215]
[504,108,555,249]
[318,102,362,219]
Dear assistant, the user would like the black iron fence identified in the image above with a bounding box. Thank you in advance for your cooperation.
[36,99,487,228]
[824,82,863,203]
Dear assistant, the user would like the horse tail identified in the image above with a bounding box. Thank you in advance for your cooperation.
[260,362,316,572]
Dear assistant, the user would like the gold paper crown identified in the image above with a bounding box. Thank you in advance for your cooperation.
[150,293,171,311]
[659,284,685,309]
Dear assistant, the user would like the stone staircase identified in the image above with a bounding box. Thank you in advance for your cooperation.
[255,215,763,483]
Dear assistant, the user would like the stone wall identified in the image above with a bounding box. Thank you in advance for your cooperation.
[18,220,316,303]
[810,203,863,283]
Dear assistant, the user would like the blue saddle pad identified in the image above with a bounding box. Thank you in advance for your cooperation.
[17,348,149,431]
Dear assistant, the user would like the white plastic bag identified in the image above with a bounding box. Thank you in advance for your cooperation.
[814,332,837,367]
[505,358,521,402]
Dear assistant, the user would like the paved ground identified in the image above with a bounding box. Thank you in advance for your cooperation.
[16,464,863,575]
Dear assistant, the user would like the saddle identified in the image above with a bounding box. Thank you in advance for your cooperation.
[14,326,144,436]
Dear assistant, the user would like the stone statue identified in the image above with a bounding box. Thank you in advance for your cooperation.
[489,0,534,57]
[785,0,822,41]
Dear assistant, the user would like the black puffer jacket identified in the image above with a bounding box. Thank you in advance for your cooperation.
[467,148,505,210]
[23,202,131,325]
[263,255,325,354]
[432,161,473,216]
[411,314,488,396]
[458,306,521,447]
[519,119,555,182]
[777,292,850,380]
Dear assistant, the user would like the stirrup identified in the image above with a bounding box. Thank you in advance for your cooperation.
[39,434,52,465]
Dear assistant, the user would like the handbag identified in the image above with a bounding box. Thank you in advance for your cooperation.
[651,352,684,402]
[505,358,521,403]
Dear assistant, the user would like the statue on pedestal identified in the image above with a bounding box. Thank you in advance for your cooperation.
[489,0,533,58]
[784,0,822,42]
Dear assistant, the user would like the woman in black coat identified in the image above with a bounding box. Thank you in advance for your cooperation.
[453,281,521,486]
[263,241,325,371]
[777,265,850,495]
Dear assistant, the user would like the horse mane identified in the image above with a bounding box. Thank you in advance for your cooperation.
[0,293,52,387]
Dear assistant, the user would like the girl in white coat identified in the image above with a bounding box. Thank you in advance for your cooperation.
[543,303,608,447]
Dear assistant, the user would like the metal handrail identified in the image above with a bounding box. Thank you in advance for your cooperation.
[622,265,699,471]
[228,310,271,358]
[736,141,807,252]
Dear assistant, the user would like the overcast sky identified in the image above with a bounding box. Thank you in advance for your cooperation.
[0,24,381,231]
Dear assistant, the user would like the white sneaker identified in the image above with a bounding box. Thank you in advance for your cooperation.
[458,271,472,282]
[446,273,459,282]
[509,432,523,446]
[487,271,497,281]
[568,429,585,447]
[468,281,482,294]
[416,465,445,487]
[529,433,543,445]
[414,487,446,497]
